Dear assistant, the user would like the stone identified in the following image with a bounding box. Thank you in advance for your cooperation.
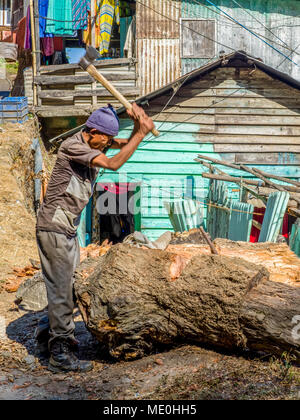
[15,272,48,311]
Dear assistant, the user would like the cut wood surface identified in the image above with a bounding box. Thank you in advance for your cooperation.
[75,242,300,362]
[166,240,300,287]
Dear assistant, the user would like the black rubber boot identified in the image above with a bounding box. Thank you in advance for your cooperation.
[48,338,93,374]
[34,315,51,356]
[35,316,79,356]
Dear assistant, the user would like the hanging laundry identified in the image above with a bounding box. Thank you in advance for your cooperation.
[41,37,55,57]
[123,15,135,59]
[45,0,74,36]
[99,0,120,55]
[83,1,102,48]
[72,0,89,30]
[39,0,52,38]
[24,6,31,50]
[53,37,63,52]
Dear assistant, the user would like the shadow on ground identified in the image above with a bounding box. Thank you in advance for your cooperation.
[6,309,103,367]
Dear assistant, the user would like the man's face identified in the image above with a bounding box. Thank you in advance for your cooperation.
[87,129,114,151]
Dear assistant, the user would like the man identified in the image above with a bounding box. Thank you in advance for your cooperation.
[36,103,154,373]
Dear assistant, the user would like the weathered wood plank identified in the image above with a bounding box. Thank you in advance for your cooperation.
[215,115,300,126]
[215,144,300,153]
[188,79,296,90]
[143,105,300,117]
[177,88,300,99]
[235,153,300,165]
[150,96,300,109]
[36,73,136,85]
[148,112,300,126]
[39,88,140,99]
[40,58,136,74]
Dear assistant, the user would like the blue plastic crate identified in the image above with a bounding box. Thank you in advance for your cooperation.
[0,97,28,111]
[0,96,28,124]
[0,108,28,119]
[0,91,10,98]
[0,115,29,124]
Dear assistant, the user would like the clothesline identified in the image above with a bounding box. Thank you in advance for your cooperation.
[37,15,92,23]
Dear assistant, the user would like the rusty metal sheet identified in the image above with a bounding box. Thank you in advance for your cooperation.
[136,0,181,39]
[137,38,181,95]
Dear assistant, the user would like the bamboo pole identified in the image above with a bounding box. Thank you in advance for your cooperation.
[33,0,41,107]
[29,0,37,107]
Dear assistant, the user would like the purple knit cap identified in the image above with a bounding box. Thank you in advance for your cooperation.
[86,105,119,136]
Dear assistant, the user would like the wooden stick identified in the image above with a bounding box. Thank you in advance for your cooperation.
[202,172,264,187]
[196,155,300,193]
[29,0,37,107]
[199,227,219,255]
[251,168,300,189]
[195,155,241,170]
[86,65,160,137]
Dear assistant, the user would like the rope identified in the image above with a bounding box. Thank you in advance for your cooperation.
[187,0,300,56]
[230,0,296,54]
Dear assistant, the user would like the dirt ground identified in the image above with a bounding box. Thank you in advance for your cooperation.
[0,289,299,400]
[0,122,299,400]
[0,121,39,287]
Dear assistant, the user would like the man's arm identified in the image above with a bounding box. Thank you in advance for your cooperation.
[91,104,154,171]
[109,138,129,149]
[109,113,141,149]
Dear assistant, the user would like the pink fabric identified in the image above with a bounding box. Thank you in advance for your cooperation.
[24,6,31,49]
[41,37,54,56]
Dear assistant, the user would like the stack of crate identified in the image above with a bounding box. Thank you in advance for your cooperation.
[0,97,29,124]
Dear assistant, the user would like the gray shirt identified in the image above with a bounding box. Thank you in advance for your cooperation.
[36,131,101,237]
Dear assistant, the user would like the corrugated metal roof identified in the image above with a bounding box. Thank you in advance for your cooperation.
[290,219,300,257]
[164,199,203,232]
[259,191,290,242]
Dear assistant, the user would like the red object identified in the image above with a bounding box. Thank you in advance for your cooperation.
[100,183,131,195]
[53,37,63,51]
[250,207,289,242]
[16,17,26,48]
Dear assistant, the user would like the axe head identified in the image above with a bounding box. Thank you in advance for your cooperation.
[78,46,100,71]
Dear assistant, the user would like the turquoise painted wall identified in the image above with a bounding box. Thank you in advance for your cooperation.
[181,0,300,80]
[96,119,300,241]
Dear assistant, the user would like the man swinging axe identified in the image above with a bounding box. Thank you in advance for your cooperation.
[35,76,155,372]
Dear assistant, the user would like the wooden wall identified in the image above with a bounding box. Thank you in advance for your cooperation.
[24,59,140,114]
[146,67,300,167]
[96,65,300,240]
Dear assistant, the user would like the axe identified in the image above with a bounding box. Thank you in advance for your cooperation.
[79,46,160,137]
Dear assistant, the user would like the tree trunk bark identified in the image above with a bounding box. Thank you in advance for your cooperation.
[74,243,300,362]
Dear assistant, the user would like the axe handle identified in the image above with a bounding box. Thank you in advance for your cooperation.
[86,64,160,137]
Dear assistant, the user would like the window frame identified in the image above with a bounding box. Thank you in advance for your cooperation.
[180,18,217,59]
[0,0,11,27]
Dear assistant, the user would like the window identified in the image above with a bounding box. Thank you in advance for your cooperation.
[181,19,216,59]
[0,0,11,26]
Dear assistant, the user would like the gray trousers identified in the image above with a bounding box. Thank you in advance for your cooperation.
[36,230,80,345]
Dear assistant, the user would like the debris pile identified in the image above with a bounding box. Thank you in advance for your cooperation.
[4,260,40,293]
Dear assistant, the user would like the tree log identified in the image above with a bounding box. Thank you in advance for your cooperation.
[74,243,300,362]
